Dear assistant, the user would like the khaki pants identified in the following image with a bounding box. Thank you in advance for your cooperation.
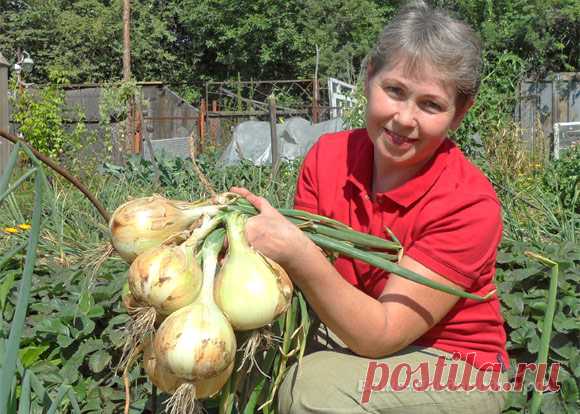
[277,324,507,414]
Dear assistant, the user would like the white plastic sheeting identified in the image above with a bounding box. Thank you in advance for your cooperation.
[220,117,344,166]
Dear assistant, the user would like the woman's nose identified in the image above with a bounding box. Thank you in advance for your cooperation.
[394,102,417,129]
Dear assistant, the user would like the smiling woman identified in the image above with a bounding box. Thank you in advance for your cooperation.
[231,1,510,413]
[365,59,471,192]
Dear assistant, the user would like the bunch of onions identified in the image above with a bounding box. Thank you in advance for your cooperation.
[153,228,237,413]
[214,211,293,331]
[120,215,223,372]
[110,195,223,263]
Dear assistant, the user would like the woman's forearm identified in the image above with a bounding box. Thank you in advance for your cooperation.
[283,241,402,357]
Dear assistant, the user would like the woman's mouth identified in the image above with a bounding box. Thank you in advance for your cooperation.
[383,129,417,149]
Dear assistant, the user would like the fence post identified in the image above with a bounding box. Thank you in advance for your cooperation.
[0,52,11,175]
[211,99,218,146]
[269,95,280,178]
[198,98,206,153]
[312,78,319,124]
[133,99,142,155]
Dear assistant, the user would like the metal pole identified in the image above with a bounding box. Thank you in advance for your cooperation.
[269,95,280,177]
[199,98,206,152]
[123,0,134,156]
[313,45,320,124]
[0,52,11,175]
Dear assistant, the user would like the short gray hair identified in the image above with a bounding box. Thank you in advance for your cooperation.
[368,1,482,102]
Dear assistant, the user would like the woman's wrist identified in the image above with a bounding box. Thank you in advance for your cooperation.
[279,231,323,284]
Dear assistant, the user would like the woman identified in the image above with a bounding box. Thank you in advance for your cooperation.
[233,2,509,412]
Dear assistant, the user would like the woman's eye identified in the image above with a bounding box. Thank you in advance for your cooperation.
[423,101,443,112]
[385,86,403,97]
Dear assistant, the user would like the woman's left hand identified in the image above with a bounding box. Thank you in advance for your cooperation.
[229,187,311,269]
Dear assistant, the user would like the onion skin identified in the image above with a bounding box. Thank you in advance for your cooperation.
[128,245,203,315]
[110,195,218,263]
[196,361,234,398]
[143,337,233,397]
[121,281,141,311]
[215,212,293,330]
[153,301,236,381]
[143,337,185,393]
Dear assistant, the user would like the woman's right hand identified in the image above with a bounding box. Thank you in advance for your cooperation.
[229,187,312,271]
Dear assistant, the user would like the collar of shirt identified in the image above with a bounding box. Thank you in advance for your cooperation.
[345,131,454,208]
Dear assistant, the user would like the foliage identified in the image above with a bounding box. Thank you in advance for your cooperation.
[100,148,301,209]
[341,79,367,130]
[0,0,120,83]
[0,0,390,88]
[10,70,87,160]
[482,121,579,413]
[98,80,142,161]
[542,145,580,212]
[0,143,83,413]
[451,51,527,157]
[435,0,580,75]
[0,0,580,87]
[481,119,578,245]
[495,241,579,413]
[1,0,576,90]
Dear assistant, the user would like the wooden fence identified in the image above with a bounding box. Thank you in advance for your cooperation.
[516,73,580,155]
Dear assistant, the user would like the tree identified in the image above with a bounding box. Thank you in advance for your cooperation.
[1,0,577,89]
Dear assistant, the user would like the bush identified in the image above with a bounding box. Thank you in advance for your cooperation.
[11,70,88,162]
[542,145,580,213]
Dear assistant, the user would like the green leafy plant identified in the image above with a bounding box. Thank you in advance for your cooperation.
[341,80,367,130]
[11,70,87,161]
[98,80,141,162]
[496,241,579,414]
[542,145,580,213]
[452,51,526,156]
[0,142,85,413]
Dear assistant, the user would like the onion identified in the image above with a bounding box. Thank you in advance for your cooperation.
[154,228,236,381]
[196,361,234,398]
[121,281,141,311]
[128,241,202,316]
[110,195,222,263]
[127,214,224,316]
[143,337,233,399]
[143,337,184,393]
[215,212,293,330]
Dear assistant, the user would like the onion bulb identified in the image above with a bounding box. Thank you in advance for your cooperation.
[121,281,141,311]
[143,336,185,393]
[143,337,233,400]
[110,195,222,263]
[154,228,236,382]
[127,237,202,316]
[214,212,293,330]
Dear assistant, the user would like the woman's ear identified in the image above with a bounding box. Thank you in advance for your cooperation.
[450,97,474,130]
[364,62,375,96]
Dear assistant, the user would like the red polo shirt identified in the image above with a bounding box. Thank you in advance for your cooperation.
[294,128,509,371]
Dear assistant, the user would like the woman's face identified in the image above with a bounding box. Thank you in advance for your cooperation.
[365,60,470,170]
